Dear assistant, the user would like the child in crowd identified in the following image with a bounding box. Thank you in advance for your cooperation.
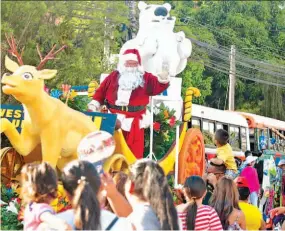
[210,177,246,230]
[212,129,238,179]
[176,175,223,231]
[236,176,265,230]
[21,162,70,231]
[56,160,133,230]
[125,159,179,230]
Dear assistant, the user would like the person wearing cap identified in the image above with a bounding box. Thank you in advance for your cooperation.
[237,150,252,175]
[236,176,265,230]
[88,49,170,159]
[278,159,285,171]
[240,155,260,206]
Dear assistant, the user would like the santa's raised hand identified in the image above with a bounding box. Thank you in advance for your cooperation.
[157,62,170,84]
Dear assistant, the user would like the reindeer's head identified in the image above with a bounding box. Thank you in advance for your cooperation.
[2,56,57,102]
[2,34,66,103]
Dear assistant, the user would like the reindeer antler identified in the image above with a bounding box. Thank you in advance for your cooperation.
[5,33,24,65]
[36,44,67,70]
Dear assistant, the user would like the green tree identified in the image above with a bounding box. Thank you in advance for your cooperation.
[172,1,285,120]
[1,1,129,103]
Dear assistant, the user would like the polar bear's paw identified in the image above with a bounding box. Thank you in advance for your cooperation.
[176,31,186,42]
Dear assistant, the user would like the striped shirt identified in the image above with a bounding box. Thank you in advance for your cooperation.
[178,205,223,231]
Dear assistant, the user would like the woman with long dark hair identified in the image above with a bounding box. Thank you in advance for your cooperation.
[210,177,246,230]
[55,160,132,230]
[177,175,223,231]
[125,159,179,230]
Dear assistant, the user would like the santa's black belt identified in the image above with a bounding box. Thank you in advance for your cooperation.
[106,103,145,112]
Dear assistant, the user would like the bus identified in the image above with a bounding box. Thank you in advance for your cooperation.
[189,104,285,161]
[237,112,285,156]
[190,104,250,160]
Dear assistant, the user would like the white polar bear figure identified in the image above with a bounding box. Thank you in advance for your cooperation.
[120,1,192,77]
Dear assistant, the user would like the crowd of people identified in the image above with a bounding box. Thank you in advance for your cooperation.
[20,129,284,230]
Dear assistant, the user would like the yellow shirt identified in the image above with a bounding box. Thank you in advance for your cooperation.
[239,201,262,230]
[216,143,237,171]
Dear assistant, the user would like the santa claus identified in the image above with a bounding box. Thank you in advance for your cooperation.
[88,49,170,159]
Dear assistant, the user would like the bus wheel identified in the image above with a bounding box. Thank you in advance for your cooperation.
[178,128,205,184]
[103,154,129,174]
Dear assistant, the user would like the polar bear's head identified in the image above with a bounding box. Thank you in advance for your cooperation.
[138,1,175,31]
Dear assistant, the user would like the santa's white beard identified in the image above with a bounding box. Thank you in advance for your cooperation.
[117,66,144,90]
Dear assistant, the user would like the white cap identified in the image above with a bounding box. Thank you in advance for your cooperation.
[245,155,258,165]
[278,159,285,166]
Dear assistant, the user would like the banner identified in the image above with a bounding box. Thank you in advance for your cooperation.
[1,105,24,132]
[1,104,117,135]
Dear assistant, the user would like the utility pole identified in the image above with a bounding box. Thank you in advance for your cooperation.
[228,45,236,111]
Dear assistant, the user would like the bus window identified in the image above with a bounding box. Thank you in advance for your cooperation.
[202,120,215,147]
[192,118,201,130]
[216,123,223,130]
[241,127,247,152]
[223,125,229,132]
[229,126,241,151]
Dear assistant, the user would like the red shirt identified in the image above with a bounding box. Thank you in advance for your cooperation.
[178,205,223,231]
[93,71,169,106]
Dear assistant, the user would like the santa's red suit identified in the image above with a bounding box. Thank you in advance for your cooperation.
[89,49,169,159]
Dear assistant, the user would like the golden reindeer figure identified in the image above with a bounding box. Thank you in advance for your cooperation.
[1,35,98,170]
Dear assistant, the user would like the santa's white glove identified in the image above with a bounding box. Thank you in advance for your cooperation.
[88,100,101,112]
[157,62,170,84]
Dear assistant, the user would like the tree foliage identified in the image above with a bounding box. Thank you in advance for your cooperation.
[172,1,285,120]
[1,1,285,120]
[1,1,129,103]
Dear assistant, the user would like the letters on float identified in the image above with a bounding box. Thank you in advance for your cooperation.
[1,104,117,135]
[1,105,24,131]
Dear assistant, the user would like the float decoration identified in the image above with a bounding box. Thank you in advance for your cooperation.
[144,103,181,160]
[1,183,23,230]
[120,1,192,77]
[1,34,100,171]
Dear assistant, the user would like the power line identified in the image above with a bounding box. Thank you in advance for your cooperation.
[191,58,285,88]
[201,58,285,85]
[188,38,285,85]
[179,15,285,60]
[190,37,285,73]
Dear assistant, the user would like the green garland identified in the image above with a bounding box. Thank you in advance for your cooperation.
[144,103,181,160]
[60,95,90,111]
[1,184,23,230]
[1,207,23,230]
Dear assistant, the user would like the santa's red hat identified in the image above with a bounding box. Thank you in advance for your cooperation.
[121,49,141,65]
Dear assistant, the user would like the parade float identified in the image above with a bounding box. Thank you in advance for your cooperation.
[1,1,285,229]
[1,1,203,185]
[0,2,203,227]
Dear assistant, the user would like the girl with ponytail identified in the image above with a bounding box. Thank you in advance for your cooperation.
[56,160,132,230]
[176,175,223,231]
[125,159,179,230]
[21,162,70,231]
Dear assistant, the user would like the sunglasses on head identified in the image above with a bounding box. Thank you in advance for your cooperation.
[209,172,224,175]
